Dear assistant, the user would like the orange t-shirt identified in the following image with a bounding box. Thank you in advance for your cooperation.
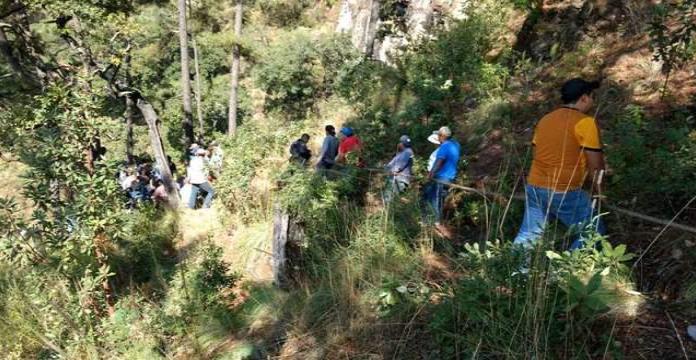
[527,107,602,191]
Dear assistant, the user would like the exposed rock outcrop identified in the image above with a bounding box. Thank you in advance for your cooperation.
[337,0,471,64]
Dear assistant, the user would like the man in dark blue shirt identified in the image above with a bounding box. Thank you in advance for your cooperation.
[290,134,312,165]
[422,126,461,234]
[316,125,339,176]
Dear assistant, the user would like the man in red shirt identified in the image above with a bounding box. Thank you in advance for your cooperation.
[336,127,365,167]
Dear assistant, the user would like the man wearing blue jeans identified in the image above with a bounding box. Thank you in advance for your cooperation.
[515,78,607,250]
[187,147,215,209]
[423,127,461,235]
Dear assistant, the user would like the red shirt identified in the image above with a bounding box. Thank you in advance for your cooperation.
[339,136,362,155]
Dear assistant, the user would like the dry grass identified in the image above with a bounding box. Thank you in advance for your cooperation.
[0,159,31,218]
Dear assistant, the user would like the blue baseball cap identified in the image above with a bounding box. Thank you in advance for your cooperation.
[340,127,354,136]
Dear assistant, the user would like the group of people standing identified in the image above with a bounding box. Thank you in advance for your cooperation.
[288,124,462,234]
[287,77,607,250]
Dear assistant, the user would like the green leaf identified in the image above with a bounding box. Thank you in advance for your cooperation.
[614,244,627,257]
[545,251,562,260]
[587,272,603,294]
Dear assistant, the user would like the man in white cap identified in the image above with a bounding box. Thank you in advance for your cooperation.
[427,131,441,172]
[187,147,215,209]
[422,126,461,233]
[383,135,414,203]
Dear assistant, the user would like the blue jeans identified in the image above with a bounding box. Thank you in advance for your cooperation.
[382,177,408,204]
[188,182,215,209]
[514,184,606,250]
[422,181,449,224]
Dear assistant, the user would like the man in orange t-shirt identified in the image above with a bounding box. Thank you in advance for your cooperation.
[514,78,607,250]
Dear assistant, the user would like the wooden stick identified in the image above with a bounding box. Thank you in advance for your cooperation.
[329,165,696,235]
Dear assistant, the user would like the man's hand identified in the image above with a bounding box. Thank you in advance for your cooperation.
[583,150,605,195]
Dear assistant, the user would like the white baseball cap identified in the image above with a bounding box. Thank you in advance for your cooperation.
[427,131,440,145]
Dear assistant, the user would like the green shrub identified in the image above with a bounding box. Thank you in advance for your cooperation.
[606,105,696,211]
[215,122,291,220]
[163,242,238,320]
[255,0,312,27]
[429,240,634,359]
[254,29,359,120]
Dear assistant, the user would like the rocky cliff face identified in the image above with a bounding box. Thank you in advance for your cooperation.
[336,0,381,56]
[336,0,470,63]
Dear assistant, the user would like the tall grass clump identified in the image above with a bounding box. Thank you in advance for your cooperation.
[429,235,641,359]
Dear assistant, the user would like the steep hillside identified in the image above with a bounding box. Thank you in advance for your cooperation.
[0,0,694,359]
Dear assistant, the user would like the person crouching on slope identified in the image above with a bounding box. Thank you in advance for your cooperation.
[514,78,607,250]
[290,133,312,166]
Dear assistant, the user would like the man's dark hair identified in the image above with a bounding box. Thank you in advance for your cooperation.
[561,78,600,104]
[301,133,310,141]
[325,125,335,135]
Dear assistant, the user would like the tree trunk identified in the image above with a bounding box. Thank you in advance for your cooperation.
[272,201,289,288]
[178,0,195,146]
[124,54,135,165]
[137,99,180,209]
[193,37,204,136]
[227,0,243,136]
[125,95,135,165]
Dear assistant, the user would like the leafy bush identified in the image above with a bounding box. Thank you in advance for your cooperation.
[215,122,291,220]
[649,0,696,78]
[164,242,238,319]
[398,11,508,122]
[254,29,359,120]
[255,0,312,27]
[606,105,696,211]
[429,240,636,359]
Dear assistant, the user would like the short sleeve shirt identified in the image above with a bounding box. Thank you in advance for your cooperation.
[528,107,602,191]
[434,140,461,181]
[338,136,362,155]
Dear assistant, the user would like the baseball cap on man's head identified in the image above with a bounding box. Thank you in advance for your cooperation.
[340,127,354,136]
[399,135,412,146]
[561,78,600,104]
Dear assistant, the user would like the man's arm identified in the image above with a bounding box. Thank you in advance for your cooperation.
[429,158,444,179]
[584,150,605,195]
[316,138,328,165]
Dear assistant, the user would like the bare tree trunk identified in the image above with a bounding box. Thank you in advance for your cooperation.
[124,54,135,165]
[193,37,204,136]
[125,96,135,164]
[137,99,180,209]
[227,0,243,136]
[178,0,195,146]
[272,201,289,288]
